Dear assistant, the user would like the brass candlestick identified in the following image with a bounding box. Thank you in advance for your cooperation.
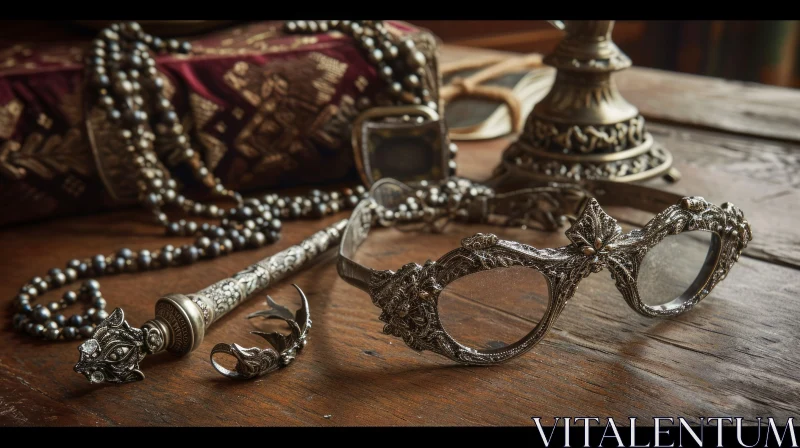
[499,20,679,183]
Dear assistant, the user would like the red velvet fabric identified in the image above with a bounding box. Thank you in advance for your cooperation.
[0,21,436,226]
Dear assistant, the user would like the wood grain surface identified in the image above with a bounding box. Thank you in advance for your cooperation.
[1,45,799,426]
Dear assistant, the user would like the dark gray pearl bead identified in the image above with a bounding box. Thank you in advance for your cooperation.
[93,297,107,309]
[15,300,30,312]
[146,193,160,207]
[79,326,95,338]
[196,236,211,249]
[12,314,27,330]
[16,292,31,304]
[44,320,59,331]
[250,232,266,247]
[64,268,78,282]
[270,219,282,231]
[84,279,100,292]
[35,279,48,293]
[408,50,427,67]
[33,305,51,323]
[32,324,45,337]
[86,308,97,321]
[68,259,82,269]
[93,74,110,87]
[19,303,32,314]
[45,328,60,341]
[185,221,198,235]
[92,255,107,275]
[206,242,221,258]
[25,322,35,335]
[404,74,420,88]
[311,203,326,218]
[112,257,126,272]
[221,238,234,253]
[159,250,173,265]
[289,203,301,218]
[118,248,133,259]
[99,95,114,107]
[234,235,247,249]
[54,314,67,327]
[63,326,77,340]
[94,310,109,323]
[182,246,199,263]
[77,263,89,277]
[69,315,84,327]
[47,302,60,312]
[138,250,152,269]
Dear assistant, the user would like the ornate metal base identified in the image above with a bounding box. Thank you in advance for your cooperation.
[496,20,681,185]
[501,121,678,183]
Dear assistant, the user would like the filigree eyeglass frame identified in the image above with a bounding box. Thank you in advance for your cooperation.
[337,179,752,365]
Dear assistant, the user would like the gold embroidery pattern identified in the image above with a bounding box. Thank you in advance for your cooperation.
[188,93,228,171]
[223,51,350,183]
[62,174,86,198]
[189,93,220,129]
[355,75,369,92]
[60,89,83,127]
[309,52,348,105]
[0,128,91,180]
[0,99,24,139]
[161,74,176,101]
[37,113,53,130]
[197,132,228,171]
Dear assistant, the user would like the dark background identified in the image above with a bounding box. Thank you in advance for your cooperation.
[410,20,800,88]
[1,20,798,88]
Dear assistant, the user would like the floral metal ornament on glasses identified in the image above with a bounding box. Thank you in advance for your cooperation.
[337,178,752,365]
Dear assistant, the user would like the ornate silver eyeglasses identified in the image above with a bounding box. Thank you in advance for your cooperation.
[337,178,752,365]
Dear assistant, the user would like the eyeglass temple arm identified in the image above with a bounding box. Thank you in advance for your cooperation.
[337,200,374,293]
[582,179,684,214]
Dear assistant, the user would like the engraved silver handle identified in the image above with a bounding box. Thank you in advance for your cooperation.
[74,219,348,385]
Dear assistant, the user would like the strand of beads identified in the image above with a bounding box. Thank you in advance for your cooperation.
[11,21,369,342]
[283,20,438,111]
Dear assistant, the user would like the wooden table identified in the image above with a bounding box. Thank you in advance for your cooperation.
[2,45,799,426]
